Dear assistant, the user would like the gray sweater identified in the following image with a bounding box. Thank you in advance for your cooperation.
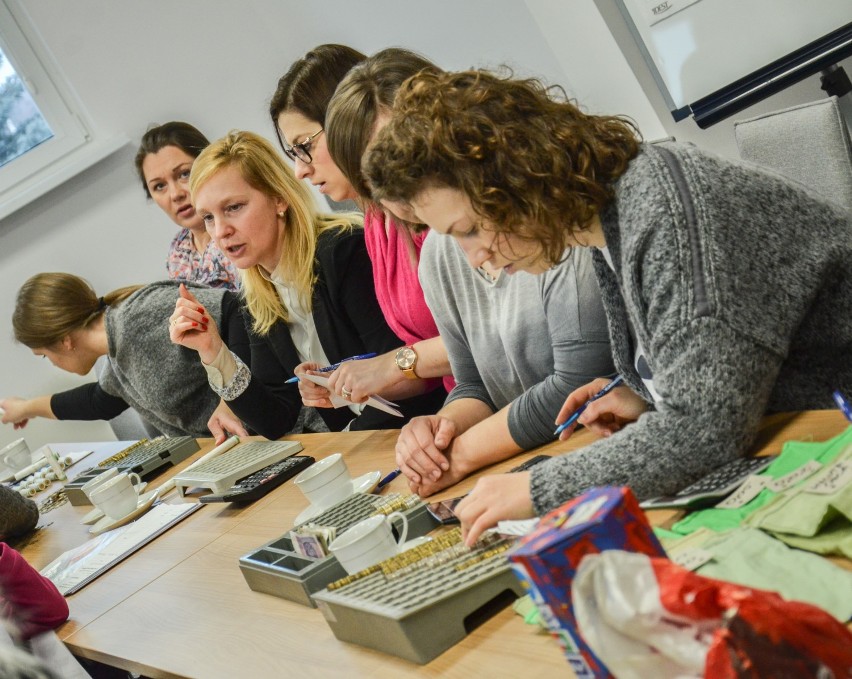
[419,235,613,449]
[531,142,852,514]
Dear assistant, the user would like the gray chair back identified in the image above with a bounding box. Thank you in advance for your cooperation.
[734,96,852,209]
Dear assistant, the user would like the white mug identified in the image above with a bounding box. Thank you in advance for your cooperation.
[328,512,409,575]
[88,472,141,520]
[293,453,351,507]
[81,468,121,501]
[1,438,31,472]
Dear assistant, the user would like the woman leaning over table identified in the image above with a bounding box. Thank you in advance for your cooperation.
[0,274,248,438]
[328,50,613,497]
[135,121,239,290]
[169,130,437,439]
[269,44,449,414]
[364,69,852,544]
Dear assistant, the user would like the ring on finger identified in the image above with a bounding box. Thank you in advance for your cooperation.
[341,387,352,399]
[170,319,177,327]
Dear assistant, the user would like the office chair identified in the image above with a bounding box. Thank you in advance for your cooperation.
[734,96,852,209]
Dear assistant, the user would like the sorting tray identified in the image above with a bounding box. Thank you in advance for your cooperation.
[64,437,199,506]
[239,492,438,608]
[312,528,524,664]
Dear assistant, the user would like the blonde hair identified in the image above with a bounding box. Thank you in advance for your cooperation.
[190,130,361,335]
[13,273,140,348]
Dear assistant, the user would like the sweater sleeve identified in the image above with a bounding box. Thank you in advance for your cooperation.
[0,543,68,640]
[0,488,38,541]
[507,251,614,450]
[530,318,782,514]
[50,384,129,421]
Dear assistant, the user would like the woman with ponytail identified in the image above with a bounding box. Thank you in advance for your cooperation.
[0,274,248,438]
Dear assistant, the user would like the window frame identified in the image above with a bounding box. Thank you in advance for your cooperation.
[0,0,125,221]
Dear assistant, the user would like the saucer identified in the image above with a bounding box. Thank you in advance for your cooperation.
[88,490,159,535]
[294,470,382,525]
[80,482,148,525]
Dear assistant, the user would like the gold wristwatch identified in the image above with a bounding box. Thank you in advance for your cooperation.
[394,345,419,379]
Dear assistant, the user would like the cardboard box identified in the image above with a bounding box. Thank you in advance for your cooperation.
[509,486,665,677]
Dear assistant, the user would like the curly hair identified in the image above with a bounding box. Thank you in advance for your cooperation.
[190,130,361,335]
[363,69,641,265]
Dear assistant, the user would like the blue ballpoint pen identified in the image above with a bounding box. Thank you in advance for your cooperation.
[284,352,378,384]
[376,468,402,490]
[554,375,625,437]
[833,390,852,422]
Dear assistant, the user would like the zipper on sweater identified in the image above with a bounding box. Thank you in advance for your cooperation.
[655,146,711,318]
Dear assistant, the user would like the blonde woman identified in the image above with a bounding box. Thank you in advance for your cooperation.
[170,130,436,438]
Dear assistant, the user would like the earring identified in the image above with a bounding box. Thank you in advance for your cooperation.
[277,211,285,218]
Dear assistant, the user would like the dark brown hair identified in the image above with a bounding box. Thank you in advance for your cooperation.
[134,122,210,197]
[326,47,439,200]
[13,273,141,348]
[268,44,366,153]
[364,70,642,265]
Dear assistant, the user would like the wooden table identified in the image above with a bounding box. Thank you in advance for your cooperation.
[19,411,850,678]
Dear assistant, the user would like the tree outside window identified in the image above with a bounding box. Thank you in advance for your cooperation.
[0,47,53,168]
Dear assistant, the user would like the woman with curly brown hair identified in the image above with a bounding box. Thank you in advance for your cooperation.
[364,69,852,544]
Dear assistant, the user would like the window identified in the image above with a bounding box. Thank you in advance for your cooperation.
[0,0,124,220]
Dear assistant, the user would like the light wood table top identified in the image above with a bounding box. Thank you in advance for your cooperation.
[21,410,850,679]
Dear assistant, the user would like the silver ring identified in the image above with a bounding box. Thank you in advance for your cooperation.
[170,319,177,327]
[341,387,352,399]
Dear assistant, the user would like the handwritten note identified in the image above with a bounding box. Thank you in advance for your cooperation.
[671,547,714,571]
[805,460,852,495]
[766,460,823,493]
[715,475,767,510]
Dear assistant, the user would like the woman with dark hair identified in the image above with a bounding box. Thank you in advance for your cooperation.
[135,121,238,290]
[0,273,248,438]
[268,45,448,419]
[170,130,437,437]
[364,69,852,544]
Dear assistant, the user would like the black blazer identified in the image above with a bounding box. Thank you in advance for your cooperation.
[231,227,445,438]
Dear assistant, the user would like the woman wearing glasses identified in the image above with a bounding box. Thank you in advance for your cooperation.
[135,122,239,290]
[170,130,437,438]
[268,45,448,418]
[364,69,852,544]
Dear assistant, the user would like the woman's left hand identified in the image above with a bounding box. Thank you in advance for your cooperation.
[454,472,535,546]
[326,354,396,404]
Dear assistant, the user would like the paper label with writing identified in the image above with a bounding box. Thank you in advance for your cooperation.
[766,460,823,493]
[671,547,713,571]
[805,460,852,495]
[715,475,767,509]
[642,0,702,26]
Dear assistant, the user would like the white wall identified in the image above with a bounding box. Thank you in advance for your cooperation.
[0,0,843,452]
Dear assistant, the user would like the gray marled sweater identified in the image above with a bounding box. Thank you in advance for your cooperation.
[531,142,852,514]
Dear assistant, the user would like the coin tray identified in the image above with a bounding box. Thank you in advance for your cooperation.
[238,492,439,608]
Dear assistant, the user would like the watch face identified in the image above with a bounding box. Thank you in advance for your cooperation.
[397,347,416,369]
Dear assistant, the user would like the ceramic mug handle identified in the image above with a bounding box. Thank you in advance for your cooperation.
[387,511,409,545]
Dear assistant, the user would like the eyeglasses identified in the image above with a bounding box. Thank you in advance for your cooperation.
[282,129,324,164]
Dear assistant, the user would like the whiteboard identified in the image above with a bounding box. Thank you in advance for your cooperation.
[615,0,852,124]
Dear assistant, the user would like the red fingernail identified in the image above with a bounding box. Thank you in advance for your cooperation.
[202,324,208,331]
[192,322,198,327]
[196,307,203,313]
[202,317,209,323]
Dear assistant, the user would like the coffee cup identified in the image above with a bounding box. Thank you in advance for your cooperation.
[328,512,409,575]
[1,438,31,472]
[293,453,352,507]
[82,468,137,503]
[88,472,141,520]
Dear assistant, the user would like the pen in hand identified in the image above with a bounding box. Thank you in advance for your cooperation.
[284,352,378,384]
[554,375,624,437]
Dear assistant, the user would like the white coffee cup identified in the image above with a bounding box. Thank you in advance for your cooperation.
[88,472,141,520]
[1,438,31,472]
[293,453,352,507]
[328,512,409,575]
[81,468,134,502]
